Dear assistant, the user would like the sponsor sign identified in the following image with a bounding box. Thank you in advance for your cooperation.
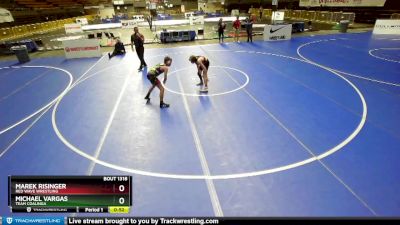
[185,12,195,19]
[373,19,400,35]
[0,8,14,23]
[189,16,205,25]
[121,20,139,29]
[63,39,102,59]
[64,23,83,34]
[76,18,88,25]
[231,9,240,17]
[272,11,285,21]
[264,24,292,41]
[132,15,145,22]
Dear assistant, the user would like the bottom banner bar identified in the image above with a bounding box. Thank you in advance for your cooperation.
[0,217,399,225]
[66,217,400,225]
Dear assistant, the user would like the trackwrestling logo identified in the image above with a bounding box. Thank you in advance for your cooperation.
[3,217,64,225]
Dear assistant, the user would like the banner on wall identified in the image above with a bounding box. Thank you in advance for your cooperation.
[63,39,102,59]
[272,11,285,21]
[185,12,194,19]
[121,20,139,29]
[231,9,239,17]
[373,19,400,35]
[0,8,14,23]
[189,16,204,25]
[149,3,157,10]
[132,15,145,22]
[76,18,88,25]
[299,0,386,7]
[264,24,292,41]
[64,23,83,34]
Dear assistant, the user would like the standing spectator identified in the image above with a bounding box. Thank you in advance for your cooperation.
[131,27,147,71]
[259,6,263,20]
[245,17,253,43]
[248,5,254,14]
[146,15,153,31]
[233,16,241,43]
[108,38,126,59]
[217,18,226,43]
[252,13,257,23]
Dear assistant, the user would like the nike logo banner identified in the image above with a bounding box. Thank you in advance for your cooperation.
[270,26,286,33]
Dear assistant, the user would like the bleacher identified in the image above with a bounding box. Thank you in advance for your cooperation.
[0,15,95,42]
[392,13,400,19]
[293,0,399,24]
[249,8,356,24]
[0,0,87,27]
[243,0,399,24]
[12,0,90,9]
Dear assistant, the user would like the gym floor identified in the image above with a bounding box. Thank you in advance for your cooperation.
[0,31,399,216]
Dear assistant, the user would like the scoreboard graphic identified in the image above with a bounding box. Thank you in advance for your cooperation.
[8,176,132,213]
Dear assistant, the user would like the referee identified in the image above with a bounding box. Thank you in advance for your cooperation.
[131,27,147,71]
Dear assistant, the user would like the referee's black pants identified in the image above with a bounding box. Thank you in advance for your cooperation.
[136,46,147,69]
